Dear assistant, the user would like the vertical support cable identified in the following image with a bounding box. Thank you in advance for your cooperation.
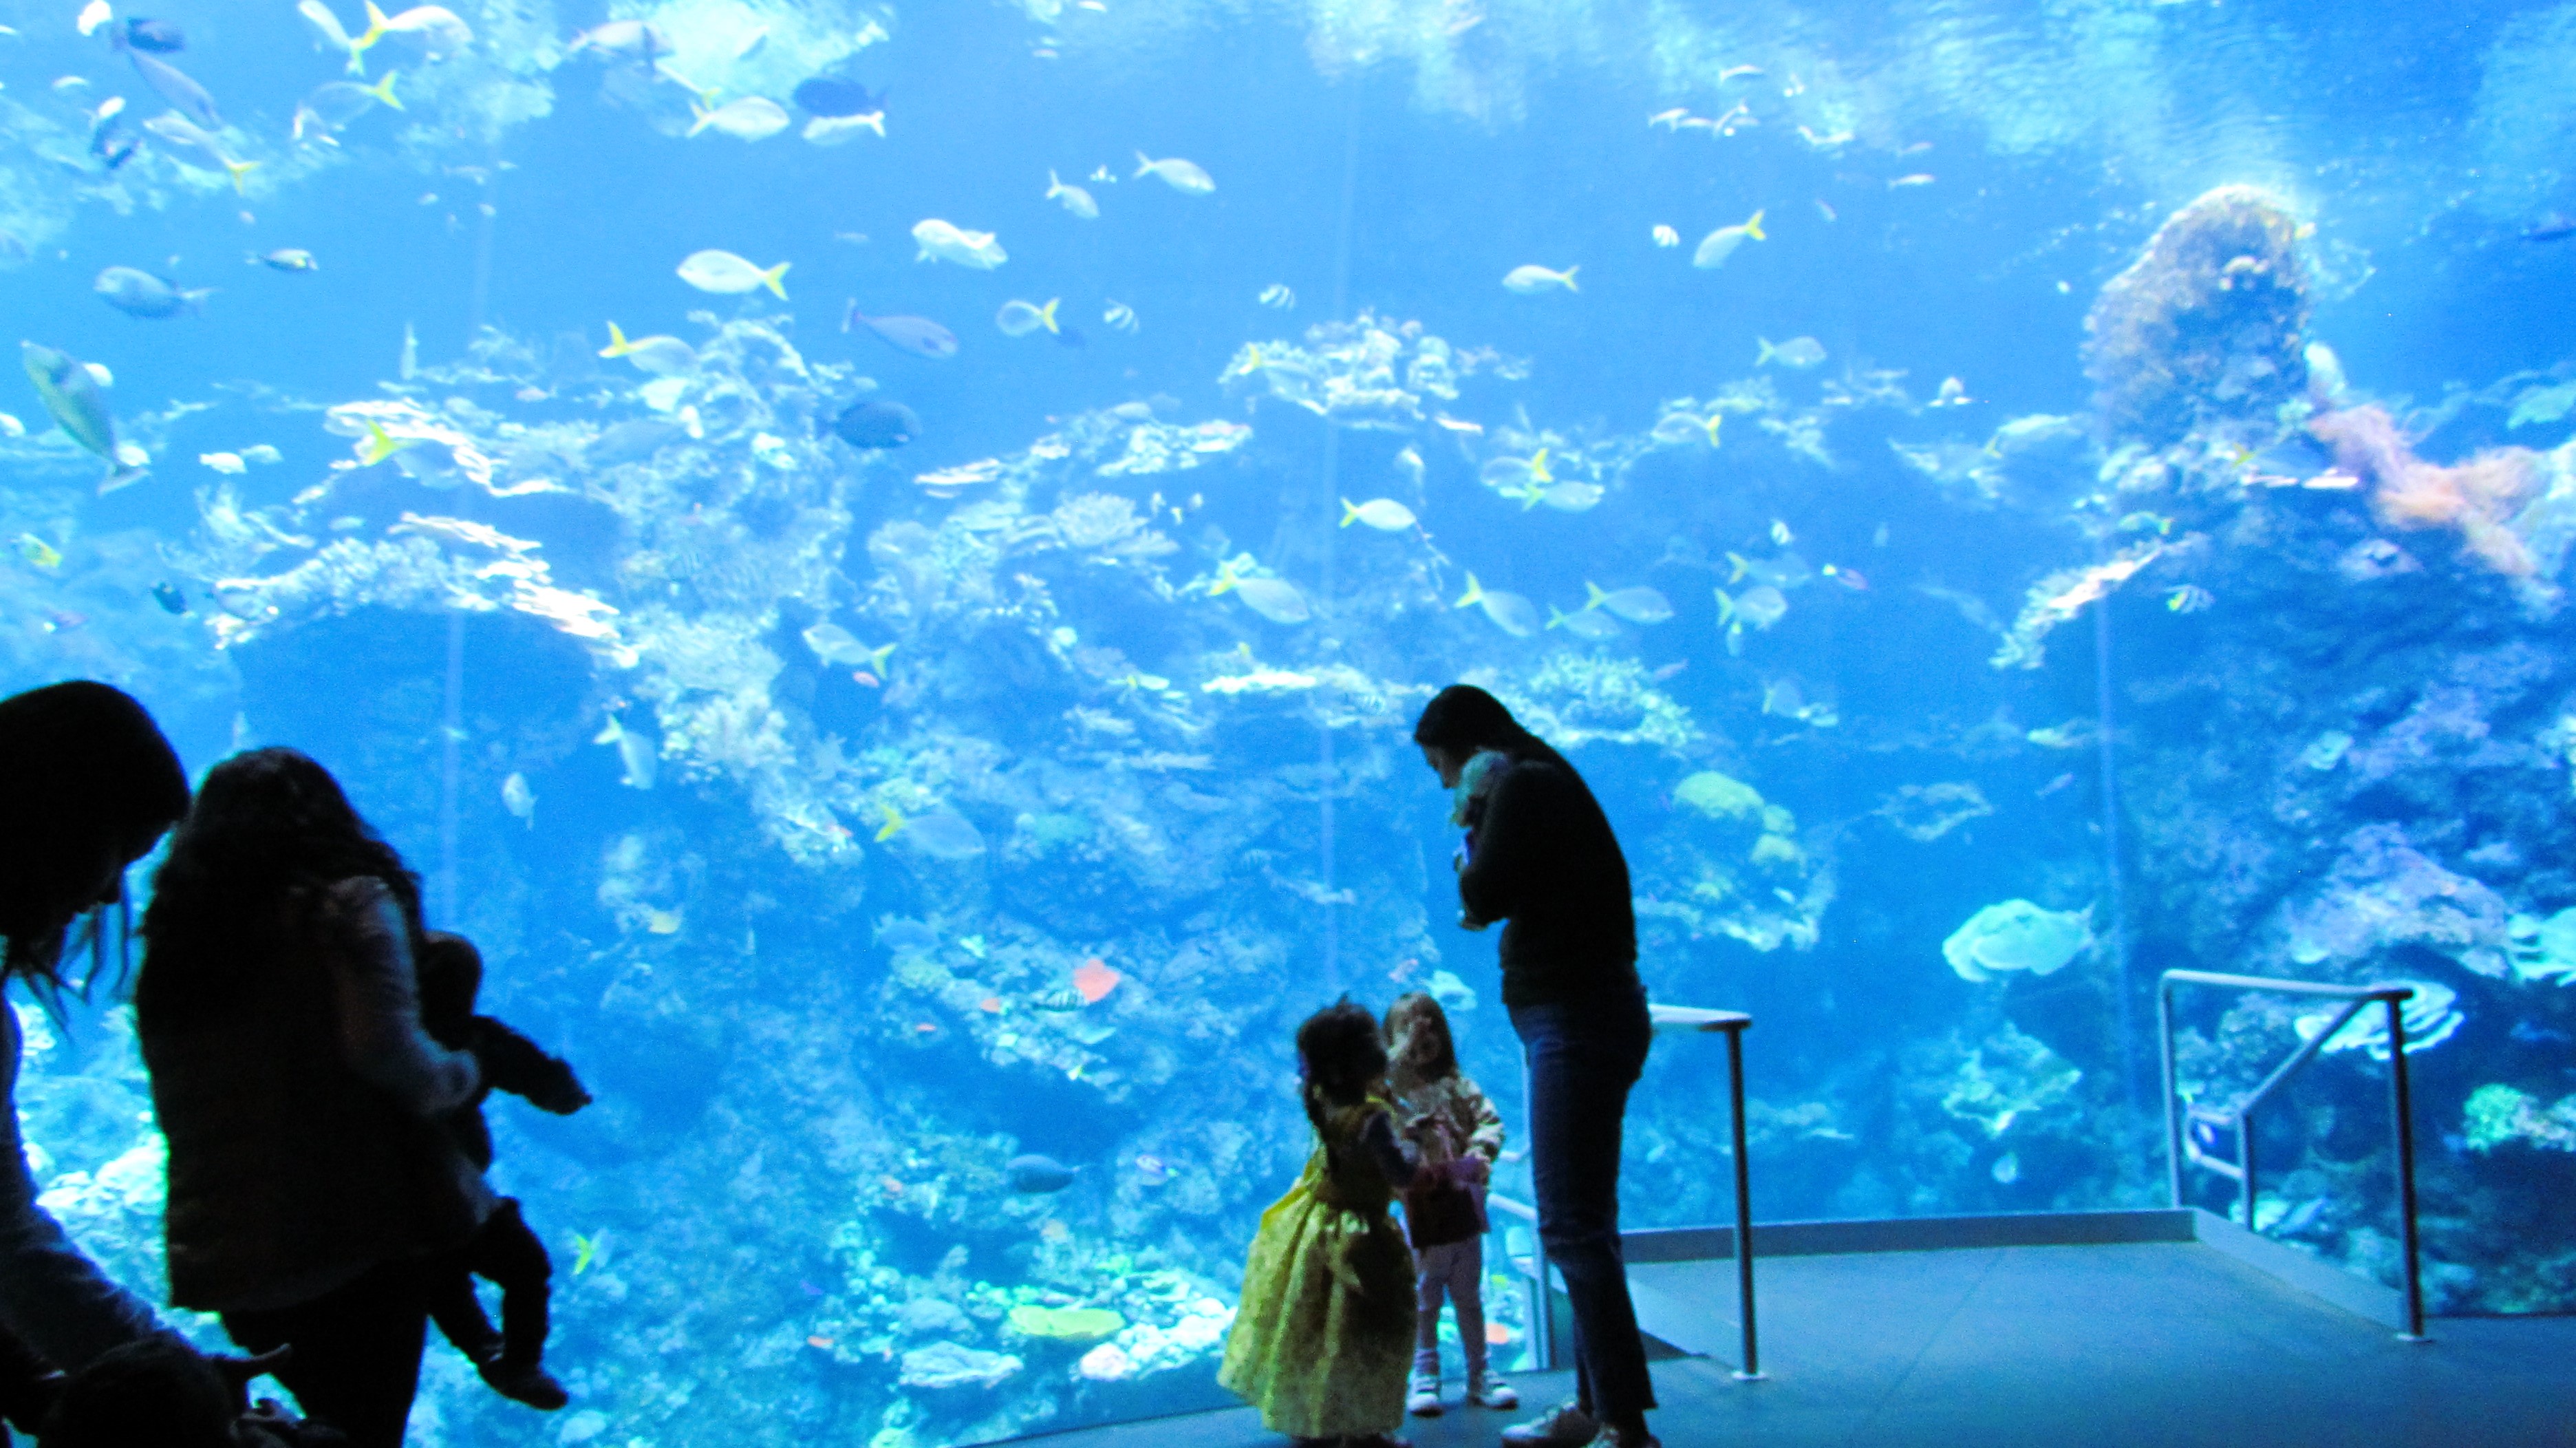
[2092,601,2138,1116]
[1316,77,1362,995]
[436,154,500,929]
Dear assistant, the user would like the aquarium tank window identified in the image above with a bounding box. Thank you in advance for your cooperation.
[3,0,2573,1442]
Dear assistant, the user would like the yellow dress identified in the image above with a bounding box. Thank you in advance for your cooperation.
[1219,1096,1417,1440]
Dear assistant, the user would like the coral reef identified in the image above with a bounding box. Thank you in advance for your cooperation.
[2083,185,2312,447]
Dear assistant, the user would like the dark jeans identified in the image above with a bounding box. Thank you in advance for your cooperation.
[224,1258,433,1448]
[426,1197,555,1369]
[1510,979,1655,1431]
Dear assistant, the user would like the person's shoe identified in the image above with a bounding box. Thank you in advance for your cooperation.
[1408,1370,1445,1417]
[1499,1400,1597,1445]
[479,1359,569,1410]
[1581,1425,1659,1448]
[1468,1370,1519,1409]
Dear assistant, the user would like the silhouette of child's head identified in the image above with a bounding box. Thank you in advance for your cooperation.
[1296,997,1388,1110]
[1383,991,1458,1093]
[40,1338,237,1448]
[414,930,484,1041]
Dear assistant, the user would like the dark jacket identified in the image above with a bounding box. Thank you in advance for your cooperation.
[1457,753,1638,1007]
[140,877,489,1314]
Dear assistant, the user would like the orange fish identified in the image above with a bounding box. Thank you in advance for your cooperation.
[1072,958,1121,1004]
[806,1336,836,1350]
[1485,1321,1514,1345]
[977,996,1005,1014]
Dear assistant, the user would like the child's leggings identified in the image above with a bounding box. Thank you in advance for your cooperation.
[1413,1237,1486,1378]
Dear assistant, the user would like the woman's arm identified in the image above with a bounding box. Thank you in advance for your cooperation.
[1457,763,1553,928]
[319,878,480,1114]
[0,1009,164,1368]
[1458,1077,1507,1167]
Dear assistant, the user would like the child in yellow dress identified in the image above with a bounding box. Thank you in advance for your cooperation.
[1219,999,1423,1448]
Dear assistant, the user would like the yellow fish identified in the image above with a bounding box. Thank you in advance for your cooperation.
[356,420,416,467]
[571,1231,603,1275]
[875,805,906,843]
[12,535,62,571]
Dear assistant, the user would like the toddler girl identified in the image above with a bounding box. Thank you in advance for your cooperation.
[1219,999,1421,1448]
[1384,990,1516,1418]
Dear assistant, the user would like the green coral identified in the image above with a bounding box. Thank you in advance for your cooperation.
[1675,771,1763,820]
[1940,1023,2083,1136]
[2464,1084,2576,1152]
[1006,1305,1126,1342]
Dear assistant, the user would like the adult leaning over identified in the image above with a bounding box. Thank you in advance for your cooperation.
[0,683,193,1405]
[1412,684,1658,1448]
[137,747,491,1448]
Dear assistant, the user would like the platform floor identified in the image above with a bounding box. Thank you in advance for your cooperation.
[1005,1240,2575,1448]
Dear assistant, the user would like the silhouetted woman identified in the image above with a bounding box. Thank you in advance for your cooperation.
[138,748,489,1448]
[1413,684,1658,1448]
[0,683,193,1412]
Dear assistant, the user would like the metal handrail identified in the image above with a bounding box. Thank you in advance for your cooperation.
[1494,1003,1760,1380]
[2156,970,2426,1339]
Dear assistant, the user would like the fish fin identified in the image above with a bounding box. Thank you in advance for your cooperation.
[1563,265,1579,292]
[1046,168,1062,196]
[1744,209,1766,241]
[687,102,716,137]
[1454,573,1483,608]
[599,321,630,356]
[1530,447,1551,482]
[761,262,789,300]
[225,160,257,195]
[1133,149,1153,179]
[592,717,621,745]
[866,643,895,674]
[859,111,886,137]
[1546,607,1568,630]
[1715,588,1735,624]
[1586,581,1608,609]
[369,72,402,109]
[874,805,905,843]
[97,463,148,496]
[1040,298,1059,332]
[1340,498,1358,528]
[839,301,859,334]
[1757,337,1775,365]
[1726,551,1749,582]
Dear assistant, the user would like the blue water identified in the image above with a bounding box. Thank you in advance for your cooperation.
[7,0,2576,1442]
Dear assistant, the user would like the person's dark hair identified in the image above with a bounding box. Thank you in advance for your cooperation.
[1384,990,1459,1094]
[139,748,422,1016]
[414,930,482,1044]
[1412,684,1564,767]
[0,682,189,983]
[38,1337,235,1448]
[1297,997,1388,1126]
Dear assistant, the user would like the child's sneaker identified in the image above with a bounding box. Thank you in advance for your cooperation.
[479,1359,569,1411]
[1500,1400,1597,1445]
[1406,1370,1444,1417]
[1468,1370,1519,1409]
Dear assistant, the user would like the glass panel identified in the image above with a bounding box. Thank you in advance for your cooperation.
[1,1,2568,1445]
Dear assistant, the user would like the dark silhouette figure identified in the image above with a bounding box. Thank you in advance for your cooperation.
[414,931,589,1409]
[0,681,192,1395]
[36,1337,341,1448]
[1414,684,1658,1448]
[138,749,491,1448]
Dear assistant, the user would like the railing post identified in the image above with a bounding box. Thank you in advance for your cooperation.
[2237,1116,2255,1229]
[2387,997,2427,1341]
[1726,1027,1761,1381]
[2159,978,2182,1207]
[1520,1050,1553,1371]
